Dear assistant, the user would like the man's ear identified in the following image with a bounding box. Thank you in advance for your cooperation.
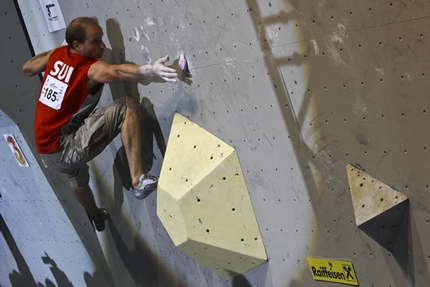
[72,40,81,51]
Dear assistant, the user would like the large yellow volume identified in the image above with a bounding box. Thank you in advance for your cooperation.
[157,113,267,280]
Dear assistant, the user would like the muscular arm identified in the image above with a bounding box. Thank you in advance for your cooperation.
[22,49,55,77]
[88,55,178,84]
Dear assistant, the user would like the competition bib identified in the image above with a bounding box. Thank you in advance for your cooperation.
[39,75,68,110]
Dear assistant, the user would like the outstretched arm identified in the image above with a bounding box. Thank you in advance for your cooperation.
[88,55,178,84]
[22,49,55,77]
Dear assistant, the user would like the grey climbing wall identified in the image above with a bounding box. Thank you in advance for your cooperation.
[0,110,112,286]
[1,0,430,286]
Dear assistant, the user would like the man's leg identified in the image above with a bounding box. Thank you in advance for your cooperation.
[120,96,158,199]
[70,182,107,231]
[121,97,145,188]
[70,182,99,218]
[40,152,102,218]
[65,165,108,231]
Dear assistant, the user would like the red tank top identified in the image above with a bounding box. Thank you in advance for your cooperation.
[34,46,101,153]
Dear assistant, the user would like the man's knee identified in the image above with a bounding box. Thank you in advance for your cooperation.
[68,164,90,189]
[125,96,141,117]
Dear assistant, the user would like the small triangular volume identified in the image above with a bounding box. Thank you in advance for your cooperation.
[346,164,408,226]
[346,164,409,251]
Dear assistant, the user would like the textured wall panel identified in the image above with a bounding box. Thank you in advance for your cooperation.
[0,111,110,287]
[3,0,430,286]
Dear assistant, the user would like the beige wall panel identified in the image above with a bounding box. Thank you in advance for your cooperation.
[157,113,267,279]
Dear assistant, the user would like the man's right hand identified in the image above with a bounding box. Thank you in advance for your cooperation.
[151,56,178,82]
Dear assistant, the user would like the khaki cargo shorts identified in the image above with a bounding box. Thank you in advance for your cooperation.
[40,98,127,188]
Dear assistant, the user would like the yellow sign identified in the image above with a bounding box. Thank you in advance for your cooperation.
[307,257,358,286]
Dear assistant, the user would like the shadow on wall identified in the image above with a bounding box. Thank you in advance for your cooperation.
[358,201,414,279]
[1,213,38,287]
[105,18,197,130]
[392,204,414,287]
[391,204,429,287]
[105,17,196,188]
[87,18,194,287]
[232,275,252,287]
[88,163,188,287]
[243,1,319,285]
[104,18,140,101]
[1,214,106,287]
[40,253,73,287]
[244,0,318,205]
[105,217,180,287]
[282,0,429,286]
[104,18,167,188]
[114,97,166,190]
[246,0,430,285]
[88,123,187,286]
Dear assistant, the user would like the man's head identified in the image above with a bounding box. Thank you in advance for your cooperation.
[65,17,106,59]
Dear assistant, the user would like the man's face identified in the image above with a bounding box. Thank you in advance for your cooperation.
[77,24,105,59]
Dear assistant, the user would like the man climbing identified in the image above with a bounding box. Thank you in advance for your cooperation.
[23,17,177,231]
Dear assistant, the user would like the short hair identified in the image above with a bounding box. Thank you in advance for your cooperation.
[65,17,99,48]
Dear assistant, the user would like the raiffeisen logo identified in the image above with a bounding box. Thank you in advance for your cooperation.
[311,265,353,280]
[307,257,358,286]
